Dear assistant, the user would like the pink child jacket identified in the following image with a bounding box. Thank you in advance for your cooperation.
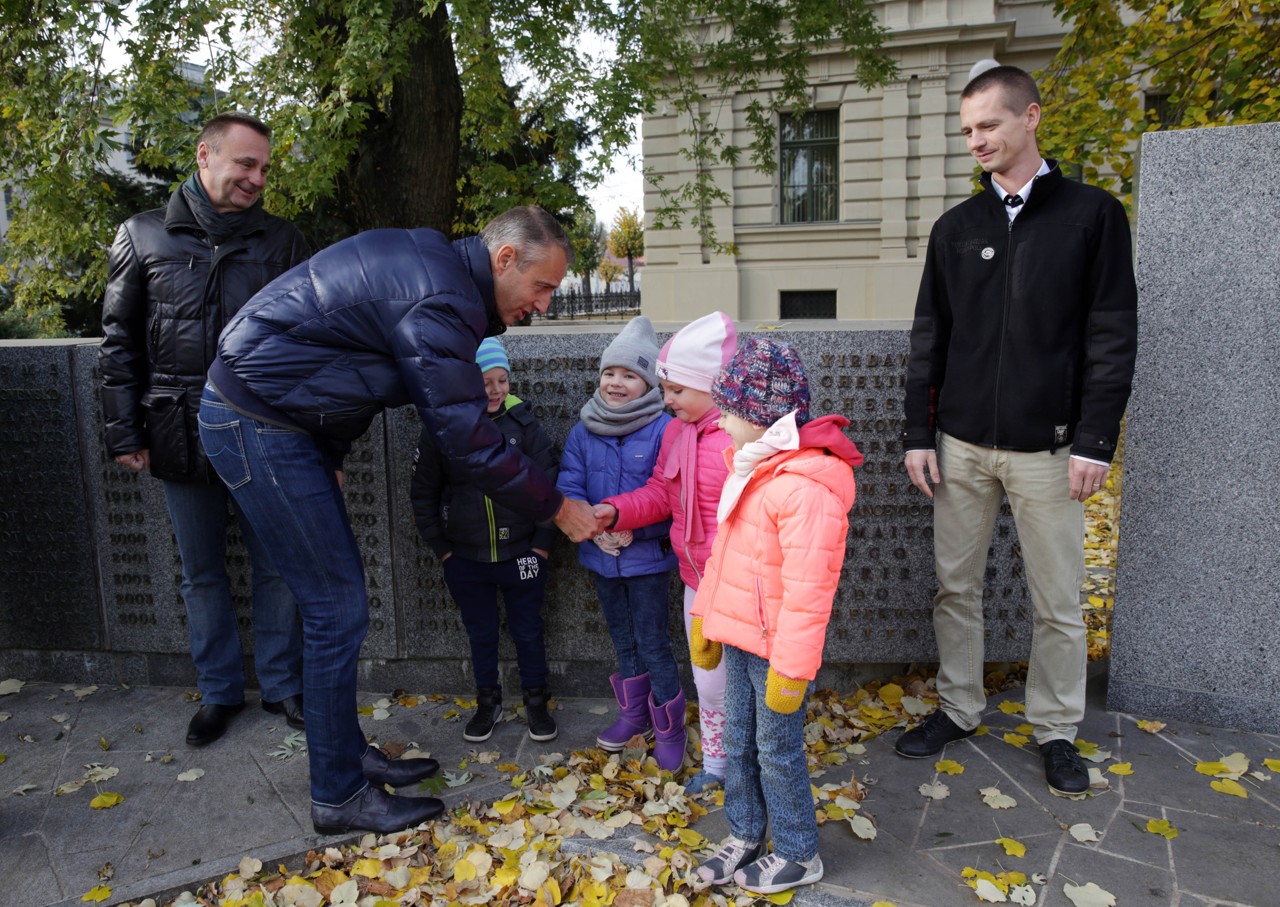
[691,415,862,681]
[604,408,730,590]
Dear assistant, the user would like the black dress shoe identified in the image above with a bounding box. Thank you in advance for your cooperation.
[312,786,445,835]
[186,702,245,747]
[894,709,974,758]
[362,744,440,787]
[262,693,305,730]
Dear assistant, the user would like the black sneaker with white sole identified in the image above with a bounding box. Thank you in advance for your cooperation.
[1041,739,1089,796]
[894,709,974,758]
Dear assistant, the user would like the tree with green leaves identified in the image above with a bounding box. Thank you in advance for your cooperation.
[607,207,644,295]
[1,0,894,336]
[567,208,605,298]
[1038,0,1280,209]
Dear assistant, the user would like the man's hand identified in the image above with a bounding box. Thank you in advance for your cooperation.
[554,497,599,542]
[1069,456,1109,501]
[115,450,151,473]
[905,449,941,498]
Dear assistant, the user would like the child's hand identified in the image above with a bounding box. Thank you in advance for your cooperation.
[764,667,808,714]
[689,617,722,670]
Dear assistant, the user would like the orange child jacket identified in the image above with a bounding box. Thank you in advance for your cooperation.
[691,414,862,682]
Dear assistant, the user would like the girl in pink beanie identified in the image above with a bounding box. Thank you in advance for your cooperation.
[595,311,737,793]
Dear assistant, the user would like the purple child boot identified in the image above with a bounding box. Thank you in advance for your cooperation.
[597,673,654,751]
[649,689,687,772]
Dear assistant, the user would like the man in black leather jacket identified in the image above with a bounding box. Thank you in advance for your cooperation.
[895,65,1137,798]
[99,112,310,748]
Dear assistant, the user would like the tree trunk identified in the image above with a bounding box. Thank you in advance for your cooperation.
[339,1,463,232]
[626,255,635,294]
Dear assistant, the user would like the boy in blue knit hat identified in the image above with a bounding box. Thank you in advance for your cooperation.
[411,337,559,742]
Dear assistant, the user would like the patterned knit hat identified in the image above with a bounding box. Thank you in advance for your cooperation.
[476,337,511,375]
[657,311,737,393]
[600,315,660,388]
[712,336,811,428]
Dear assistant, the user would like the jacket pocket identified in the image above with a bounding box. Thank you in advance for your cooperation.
[141,386,191,478]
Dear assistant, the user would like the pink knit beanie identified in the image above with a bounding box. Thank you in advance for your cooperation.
[656,311,737,393]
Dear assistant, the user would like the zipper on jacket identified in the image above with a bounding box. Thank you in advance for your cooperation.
[992,215,1015,447]
[755,577,768,642]
[485,497,497,561]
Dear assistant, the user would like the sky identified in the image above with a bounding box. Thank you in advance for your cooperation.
[586,129,645,228]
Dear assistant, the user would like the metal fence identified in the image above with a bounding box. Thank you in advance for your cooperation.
[536,288,641,321]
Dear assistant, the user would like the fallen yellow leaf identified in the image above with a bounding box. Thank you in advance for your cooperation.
[1196,760,1228,776]
[1003,732,1030,747]
[1107,762,1134,775]
[997,701,1026,715]
[1210,778,1248,798]
[81,885,112,903]
[935,759,965,775]
[351,858,382,878]
[1265,758,1280,772]
[89,791,124,809]
[996,836,1026,857]
[1137,720,1165,734]
[1146,818,1178,839]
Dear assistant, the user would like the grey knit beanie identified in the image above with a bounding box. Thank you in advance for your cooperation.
[600,315,660,388]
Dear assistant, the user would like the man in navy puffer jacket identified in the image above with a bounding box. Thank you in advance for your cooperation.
[198,206,599,835]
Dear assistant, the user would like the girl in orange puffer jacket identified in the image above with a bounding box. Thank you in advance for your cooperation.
[689,336,862,896]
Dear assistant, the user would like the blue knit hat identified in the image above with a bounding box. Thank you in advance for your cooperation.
[476,337,511,375]
[712,336,811,428]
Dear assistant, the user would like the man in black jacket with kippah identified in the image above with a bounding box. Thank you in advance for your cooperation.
[100,111,310,749]
[896,65,1137,798]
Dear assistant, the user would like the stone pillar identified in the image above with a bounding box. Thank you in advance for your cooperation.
[1109,123,1280,732]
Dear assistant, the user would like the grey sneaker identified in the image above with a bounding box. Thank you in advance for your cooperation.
[734,852,824,894]
[696,835,766,885]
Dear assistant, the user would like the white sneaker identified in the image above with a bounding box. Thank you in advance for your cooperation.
[733,852,824,894]
[695,835,766,885]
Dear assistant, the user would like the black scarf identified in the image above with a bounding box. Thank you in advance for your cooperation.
[180,173,261,245]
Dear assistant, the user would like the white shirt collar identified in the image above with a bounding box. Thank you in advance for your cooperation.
[999,159,1050,221]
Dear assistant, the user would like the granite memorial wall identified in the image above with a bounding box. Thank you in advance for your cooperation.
[1109,123,1280,733]
[0,325,1033,694]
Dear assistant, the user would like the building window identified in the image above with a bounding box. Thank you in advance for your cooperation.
[780,109,839,224]
[780,290,836,319]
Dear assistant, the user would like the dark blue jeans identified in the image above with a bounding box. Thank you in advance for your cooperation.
[443,552,550,689]
[723,645,817,861]
[162,480,302,705]
[593,571,681,703]
[198,385,368,808]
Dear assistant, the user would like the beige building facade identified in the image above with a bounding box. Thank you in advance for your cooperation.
[640,0,1066,322]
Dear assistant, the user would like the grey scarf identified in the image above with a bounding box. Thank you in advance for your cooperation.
[579,386,667,437]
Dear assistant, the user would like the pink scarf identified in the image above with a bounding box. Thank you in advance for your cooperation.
[664,408,721,548]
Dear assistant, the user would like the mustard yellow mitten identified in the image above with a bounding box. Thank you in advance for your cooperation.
[764,667,808,714]
[689,617,722,670]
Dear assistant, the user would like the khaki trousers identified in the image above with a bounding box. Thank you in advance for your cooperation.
[932,433,1086,744]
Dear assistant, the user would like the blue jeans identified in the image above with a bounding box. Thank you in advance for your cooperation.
[162,480,302,705]
[594,571,681,703]
[443,553,550,689]
[723,645,817,861]
[198,385,369,808]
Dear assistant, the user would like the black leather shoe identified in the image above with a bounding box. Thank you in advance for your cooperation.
[186,702,245,747]
[362,744,439,787]
[262,694,305,730]
[312,786,445,835]
[894,709,974,758]
[1041,739,1089,796]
